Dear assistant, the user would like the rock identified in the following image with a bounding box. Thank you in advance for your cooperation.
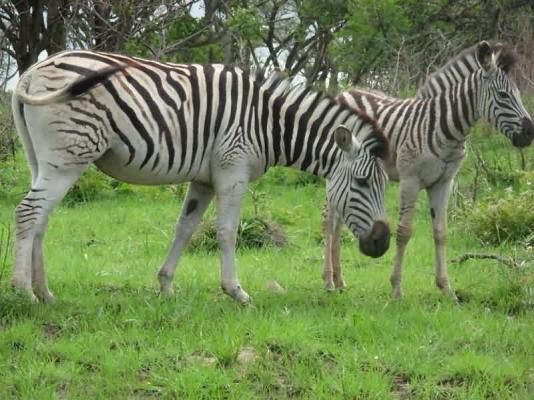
[266,280,285,293]
[186,353,217,367]
[237,346,257,366]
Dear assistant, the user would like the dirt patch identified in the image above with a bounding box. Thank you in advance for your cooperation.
[132,387,163,399]
[56,382,69,399]
[42,323,62,340]
[454,289,472,304]
[186,351,218,367]
[237,346,257,366]
[391,373,413,399]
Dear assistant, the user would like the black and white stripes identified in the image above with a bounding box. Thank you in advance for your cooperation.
[11,50,391,303]
[323,41,533,295]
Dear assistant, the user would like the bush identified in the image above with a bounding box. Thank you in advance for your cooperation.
[63,166,116,206]
[188,217,287,253]
[259,167,324,188]
[460,189,534,247]
[0,223,12,286]
[0,93,16,162]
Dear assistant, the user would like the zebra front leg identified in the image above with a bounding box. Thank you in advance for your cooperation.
[214,176,250,304]
[331,211,345,289]
[157,182,214,295]
[323,203,345,290]
[13,166,87,303]
[322,203,335,290]
[390,179,420,299]
[426,180,457,301]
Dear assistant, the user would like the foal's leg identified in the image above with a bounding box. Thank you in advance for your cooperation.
[390,178,420,299]
[214,174,250,304]
[331,212,345,289]
[323,203,345,290]
[426,179,457,300]
[13,166,87,303]
[323,203,336,290]
[158,182,214,295]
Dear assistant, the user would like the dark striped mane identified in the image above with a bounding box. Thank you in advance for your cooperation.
[417,42,518,98]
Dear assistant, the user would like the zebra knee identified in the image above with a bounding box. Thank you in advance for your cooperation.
[433,227,447,247]
[15,200,41,238]
[216,225,237,249]
[396,224,412,247]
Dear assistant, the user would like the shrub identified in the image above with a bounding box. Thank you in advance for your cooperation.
[0,93,16,162]
[188,217,287,253]
[0,223,12,286]
[63,166,115,206]
[460,189,534,247]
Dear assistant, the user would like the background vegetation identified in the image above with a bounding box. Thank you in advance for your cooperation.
[0,1,533,398]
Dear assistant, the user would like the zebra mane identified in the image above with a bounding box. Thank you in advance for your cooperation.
[417,42,518,98]
[349,86,389,99]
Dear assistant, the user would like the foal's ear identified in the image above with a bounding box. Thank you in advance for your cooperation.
[334,125,358,153]
[477,41,493,72]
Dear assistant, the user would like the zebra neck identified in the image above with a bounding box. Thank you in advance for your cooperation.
[430,72,481,143]
[265,94,347,179]
[273,121,343,179]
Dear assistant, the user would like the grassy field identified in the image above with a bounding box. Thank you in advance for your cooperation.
[0,131,533,399]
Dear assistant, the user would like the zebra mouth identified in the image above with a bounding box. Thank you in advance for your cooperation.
[359,220,390,258]
[512,118,534,147]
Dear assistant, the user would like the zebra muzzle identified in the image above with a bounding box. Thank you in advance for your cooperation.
[512,118,534,147]
[359,220,390,258]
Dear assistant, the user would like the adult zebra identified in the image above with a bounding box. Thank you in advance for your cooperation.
[323,41,533,298]
[11,51,391,304]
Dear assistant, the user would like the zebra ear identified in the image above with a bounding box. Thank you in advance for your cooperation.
[477,41,493,71]
[334,125,358,153]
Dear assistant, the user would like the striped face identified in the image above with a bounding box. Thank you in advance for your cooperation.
[478,44,534,147]
[327,126,390,258]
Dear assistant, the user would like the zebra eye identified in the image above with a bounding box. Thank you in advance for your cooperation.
[497,90,509,99]
[355,177,369,187]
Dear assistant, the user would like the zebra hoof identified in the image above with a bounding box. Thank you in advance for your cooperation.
[222,285,251,305]
[391,287,403,299]
[159,285,174,296]
[35,288,55,305]
[11,278,38,303]
[324,281,336,291]
[158,276,175,296]
[334,279,347,290]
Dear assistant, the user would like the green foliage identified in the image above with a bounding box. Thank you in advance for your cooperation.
[257,167,324,188]
[227,6,266,43]
[63,167,121,207]
[0,93,15,162]
[460,189,534,247]
[332,0,411,84]
[0,152,532,398]
[0,223,12,286]
[0,157,22,198]
[188,217,287,253]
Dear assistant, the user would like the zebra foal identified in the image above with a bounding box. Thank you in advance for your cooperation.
[11,51,391,304]
[323,41,533,298]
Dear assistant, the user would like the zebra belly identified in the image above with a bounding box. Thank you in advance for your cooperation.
[94,148,210,185]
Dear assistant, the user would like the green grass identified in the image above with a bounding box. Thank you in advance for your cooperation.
[0,132,533,399]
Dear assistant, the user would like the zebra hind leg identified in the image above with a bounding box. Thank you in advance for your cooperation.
[390,179,420,299]
[426,180,458,302]
[13,165,88,303]
[214,173,250,304]
[158,182,214,295]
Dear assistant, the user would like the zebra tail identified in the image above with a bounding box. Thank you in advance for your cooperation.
[11,87,38,182]
[15,64,126,106]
